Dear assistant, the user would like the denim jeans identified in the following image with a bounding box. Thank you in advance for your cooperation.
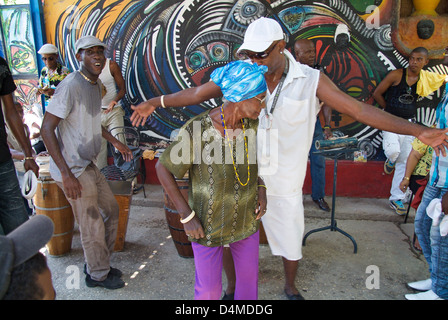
[414,184,448,298]
[0,158,28,235]
[309,118,326,200]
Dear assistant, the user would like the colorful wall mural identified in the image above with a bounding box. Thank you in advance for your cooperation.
[0,0,42,124]
[39,0,448,159]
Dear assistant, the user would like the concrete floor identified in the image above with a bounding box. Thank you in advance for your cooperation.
[44,184,429,302]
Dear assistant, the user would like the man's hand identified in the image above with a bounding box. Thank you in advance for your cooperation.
[61,172,82,200]
[24,158,39,177]
[399,177,410,194]
[113,140,133,162]
[255,185,267,220]
[130,100,157,127]
[37,87,55,97]
[418,127,448,157]
[104,101,117,114]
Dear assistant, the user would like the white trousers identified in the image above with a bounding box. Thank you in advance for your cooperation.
[382,131,414,201]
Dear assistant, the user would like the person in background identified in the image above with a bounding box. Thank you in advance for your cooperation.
[0,56,38,235]
[294,38,332,212]
[404,46,448,300]
[97,57,127,170]
[373,47,445,216]
[399,136,433,251]
[37,44,71,110]
[1,215,55,300]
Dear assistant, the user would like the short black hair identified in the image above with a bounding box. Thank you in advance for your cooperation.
[411,47,429,56]
[2,252,48,300]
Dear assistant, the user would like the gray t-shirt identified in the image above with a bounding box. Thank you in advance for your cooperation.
[46,71,103,182]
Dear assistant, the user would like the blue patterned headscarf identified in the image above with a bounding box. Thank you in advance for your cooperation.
[210,60,268,103]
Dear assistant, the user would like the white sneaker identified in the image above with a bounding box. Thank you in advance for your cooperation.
[407,278,432,291]
[405,290,442,300]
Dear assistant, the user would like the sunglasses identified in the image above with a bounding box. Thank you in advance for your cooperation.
[42,57,55,61]
[239,41,279,60]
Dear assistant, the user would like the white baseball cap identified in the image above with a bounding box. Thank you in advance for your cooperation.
[237,17,284,54]
[38,44,58,55]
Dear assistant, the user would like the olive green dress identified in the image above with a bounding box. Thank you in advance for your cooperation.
[159,110,259,247]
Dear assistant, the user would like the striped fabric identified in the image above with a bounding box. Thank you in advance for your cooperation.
[429,83,448,188]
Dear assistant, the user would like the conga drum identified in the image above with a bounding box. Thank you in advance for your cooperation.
[163,178,194,258]
[33,161,75,256]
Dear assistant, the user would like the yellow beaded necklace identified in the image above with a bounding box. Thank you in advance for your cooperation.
[79,70,97,85]
[220,105,250,186]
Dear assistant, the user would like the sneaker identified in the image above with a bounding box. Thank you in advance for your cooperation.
[85,272,125,289]
[384,159,396,174]
[390,200,407,215]
[405,290,442,300]
[84,264,123,278]
[407,278,432,292]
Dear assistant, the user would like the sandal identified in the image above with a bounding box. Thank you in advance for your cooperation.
[412,233,422,253]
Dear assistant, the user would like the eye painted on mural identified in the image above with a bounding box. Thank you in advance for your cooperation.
[207,42,229,63]
[185,49,209,72]
[232,0,266,24]
[278,6,305,34]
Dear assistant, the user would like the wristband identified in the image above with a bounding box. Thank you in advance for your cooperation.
[160,95,166,108]
[258,185,267,189]
[180,210,195,224]
[403,176,410,181]
[323,125,331,130]
[24,157,34,160]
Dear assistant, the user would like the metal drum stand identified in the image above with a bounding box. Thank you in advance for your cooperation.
[302,147,359,253]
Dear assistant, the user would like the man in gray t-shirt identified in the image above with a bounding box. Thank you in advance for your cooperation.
[41,36,132,290]
[46,71,103,182]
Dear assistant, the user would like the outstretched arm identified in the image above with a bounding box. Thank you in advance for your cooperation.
[130,81,222,127]
[316,73,448,155]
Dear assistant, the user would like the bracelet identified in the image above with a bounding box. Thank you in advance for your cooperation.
[258,184,267,189]
[403,176,410,181]
[24,157,34,160]
[160,95,166,108]
[180,210,195,224]
[323,125,331,130]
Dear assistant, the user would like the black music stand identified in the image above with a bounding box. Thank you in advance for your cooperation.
[302,147,359,253]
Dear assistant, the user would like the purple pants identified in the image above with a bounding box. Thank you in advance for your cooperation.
[191,231,259,300]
